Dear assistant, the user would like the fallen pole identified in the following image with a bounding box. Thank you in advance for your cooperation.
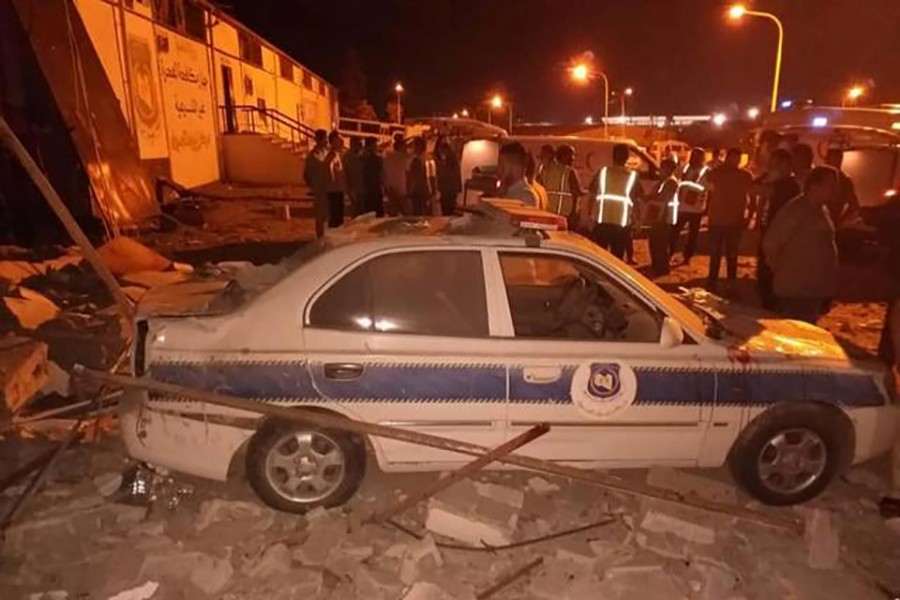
[0,115,133,329]
[476,557,544,600]
[369,423,549,524]
[74,367,805,535]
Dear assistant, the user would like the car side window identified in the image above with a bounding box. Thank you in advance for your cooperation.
[309,250,489,337]
[499,253,662,342]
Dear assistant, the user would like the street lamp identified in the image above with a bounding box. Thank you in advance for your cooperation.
[394,82,404,123]
[461,108,469,118]
[728,4,784,113]
[712,113,727,127]
[619,87,634,136]
[844,85,865,107]
[489,94,513,133]
[571,61,609,139]
[747,106,761,119]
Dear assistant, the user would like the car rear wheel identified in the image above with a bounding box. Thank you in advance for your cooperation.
[728,403,852,506]
[246,417,366,513]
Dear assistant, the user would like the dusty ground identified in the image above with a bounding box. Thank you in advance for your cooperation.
[2,193,898,599]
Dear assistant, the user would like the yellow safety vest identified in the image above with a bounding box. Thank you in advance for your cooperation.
[542,164,575,216]
[596,166,638,226]
[677,165,709,214]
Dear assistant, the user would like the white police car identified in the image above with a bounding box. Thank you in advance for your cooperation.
[121,202,898,512]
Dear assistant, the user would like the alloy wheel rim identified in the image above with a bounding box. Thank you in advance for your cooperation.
[756,428,827,495]
[265,431,346,503]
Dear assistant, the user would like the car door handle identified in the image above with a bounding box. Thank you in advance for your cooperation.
[323,363,364,380]
[523,367,562,384]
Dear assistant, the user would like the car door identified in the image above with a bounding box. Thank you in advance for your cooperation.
[487,248,709,467]
[302,247,507,466]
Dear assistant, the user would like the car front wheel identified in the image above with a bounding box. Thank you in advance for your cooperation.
[728,403,853,506]
[246,417,366,513]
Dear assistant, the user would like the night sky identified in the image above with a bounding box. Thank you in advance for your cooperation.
[229,0,900,123]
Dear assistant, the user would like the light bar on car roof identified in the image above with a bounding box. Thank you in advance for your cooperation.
[482,199,568,232]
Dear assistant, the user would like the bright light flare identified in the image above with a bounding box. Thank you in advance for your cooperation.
[747,107,760,119]
[584,116,594,125]
[624,87,634,96]
[728,4,746,19]
[491,94,503,109]
[847,85,865,100]
[394,82,404,93]
[572,63,589,82]
[712,113,727,127]
[461,108,469,117]
[811,116,829,128]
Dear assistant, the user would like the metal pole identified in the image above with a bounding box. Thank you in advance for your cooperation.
[747,10,784,113]
[599,72,609,139]
[74,368,805,535]
[508,103,513,134]
[396,91,402,124]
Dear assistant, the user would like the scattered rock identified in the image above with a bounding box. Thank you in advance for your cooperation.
[194,498,272,533]
[4,287,60,330]
[94,472,124,497]
[842,465,886,492]
[598,565,684,598]
[885,518,900,536]
[40,360,70,396]
[97,237,171,275]
[106,581,159,600]
[527,476,561,495]
[645,467,738,504]
[28,591,68,600]
[530,557,602,600]
[245,543,291,578]
[805,509,840,569]
[399,534,444,585]
[425,479,523,547]
[293,509,348,565]
[140,551,233,595]
[0,336,48,414]
[640,509,715,545]
[401,581,456,600]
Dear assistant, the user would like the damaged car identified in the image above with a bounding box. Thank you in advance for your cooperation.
[120,203,899,512]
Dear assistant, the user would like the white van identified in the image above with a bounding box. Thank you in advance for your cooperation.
[460,135,660,205]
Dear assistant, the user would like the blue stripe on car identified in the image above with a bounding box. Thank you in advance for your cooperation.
[148,361,885,407]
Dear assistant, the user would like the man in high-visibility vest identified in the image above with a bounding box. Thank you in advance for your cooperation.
[670,147,709,264]
[541,145,583,228]
[645,158,679,275]
[588,143,642,260]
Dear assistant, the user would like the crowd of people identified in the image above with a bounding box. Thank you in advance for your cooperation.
[303,129,462,237]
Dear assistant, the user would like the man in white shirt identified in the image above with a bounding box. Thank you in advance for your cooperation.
[498,142,538,207]
[383,135,411,215]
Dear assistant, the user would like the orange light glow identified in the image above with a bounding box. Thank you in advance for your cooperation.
[572,63,589,82]
[728,4,746,19]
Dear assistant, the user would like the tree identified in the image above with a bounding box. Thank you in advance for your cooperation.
[339,49,377,121]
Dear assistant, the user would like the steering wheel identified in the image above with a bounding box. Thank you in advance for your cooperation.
[552,274,607,338]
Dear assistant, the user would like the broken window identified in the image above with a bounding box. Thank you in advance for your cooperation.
[302,70,313,90]
[152,0,205,41]
[239,32,263,67]
[498,253,662,342]
[309,251,489,338]
[279,55,294,81]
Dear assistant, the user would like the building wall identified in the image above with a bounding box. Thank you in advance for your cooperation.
[72,0,335,189]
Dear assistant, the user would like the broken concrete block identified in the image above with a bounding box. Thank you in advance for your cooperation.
[27,591,68,600]
[40,360,70,397]
[527,476,561,495]
[805,509,840,569]
[842,465,886,492]
[4,287,60,330]
[640,509,715,545]
[140,551,233,596]
[597,566,682,599]
[425,479,522,547]
[886,518,900,536]
[0,336,48,414]
[245,543,291,578]
[354,565,404,599]
[399,534,444,585]
[530,557,600,600]
[293,510,348,565]
[401,581,457,600]
[94,472,124,497]
[692,562,740,600]
[106,581,160,600]
[194,498,272,532]
[97,237,171,275]
[646,467,738,504]
[121,271,189,289]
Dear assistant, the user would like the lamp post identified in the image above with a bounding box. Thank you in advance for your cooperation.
[843,85,865,107]
[728,4,784,113]
[490,94,513,133]
[572,62,609,139]
[461,108,469,118]
[619,87,633,136]
[394,82,404,123]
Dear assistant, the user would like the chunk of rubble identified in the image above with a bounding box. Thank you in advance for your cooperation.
[640,508,715,545]
[399,534,444,585]
[194,498,273,532]
[401,581,457,600]
[527,476,561,495]
[530,557,602,600]
[597,566,683,598]
[293,508,348,565]
[425,479,523,547]
[842,465,886,492]
[805,508,840,569]
[0,336,48,414]
[645,467,738,504]
[97,237,172,275]
[27,591,68,600]
[139,551,233,595]
[106,581,160,600]
[244,543,291,578]
[4,287,60,330]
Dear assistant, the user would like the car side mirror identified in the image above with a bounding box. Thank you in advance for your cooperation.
[660,316,684,348]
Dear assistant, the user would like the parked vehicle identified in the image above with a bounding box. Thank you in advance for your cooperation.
[121,203,898,512]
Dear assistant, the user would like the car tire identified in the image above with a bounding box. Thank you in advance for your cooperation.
[727,403,853,506]
[245,416,366,513]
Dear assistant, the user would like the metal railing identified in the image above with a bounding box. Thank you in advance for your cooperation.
[338,116,405,143]
[220,104,318,152]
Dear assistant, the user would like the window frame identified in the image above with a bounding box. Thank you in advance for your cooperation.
[488,247,667,343]
[303,247,498,339]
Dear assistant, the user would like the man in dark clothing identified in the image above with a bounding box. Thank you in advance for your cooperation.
[705,148,752,293]
[646,158,679,276]
[434,141,462,216]
[755,148,801,309]
[791,143,814,187]
[361,137,384,216]
[407,137,433,216]
[325,130,346,228]
[824,148,860,227]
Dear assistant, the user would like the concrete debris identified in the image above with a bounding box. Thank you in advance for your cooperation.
[120,270,189,289]
[194,498,272,532]
[97,237,172,275]
[805,509,840,569]
[842,465,886,492]
[425,479,523,547]
[139,551,233,596]
[401,581,457,600]
[529,557,602,600]
[39,360,70,397]
[0,255,82,285]
[354,565,406,599]
[399,534,444,585]
[597,566,684,599]
[28,592,68,600]
[640,509,716,545]
[645,467,738,504]
[93,472,124,497]
[293,509,348,565]
[527,476,561,495]
[107,581,160,600]
[0,336,48,414]
[692,562,740,600]
[4,287,61,330]
[244,543,291,578]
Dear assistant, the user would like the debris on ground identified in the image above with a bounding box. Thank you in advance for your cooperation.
[425,479,524,547]
[0,336,48,415]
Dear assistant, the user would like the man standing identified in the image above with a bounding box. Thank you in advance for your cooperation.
[361,137,384,217]
[497,142,539,206]
[325,130,346,228]
[303,129,330,238]
[646,158,679,276]
[536,144,556,184]
[705,148,752,293]
[763,167,840,324]
[435,141,462,216]
[344,136,365,216]
[670,148,709,264]
[755,148,801,309]
[383,134,410,215]
[791,143,814,186]
[589,143,641,260]
[824,148,860,227]
[407,137,434,216]
[541,145,583,227]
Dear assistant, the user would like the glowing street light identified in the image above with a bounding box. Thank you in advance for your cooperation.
[491,94,503,109]
[844,85,866,107]
[712,113,727,127]
[461,108,469,118]
[728,4,784,113]
[747,106,760,119]
[584,116,594,125]
[570,60,609,138]
[394,82,404,123]
[488,94,513,132]
[452,112,459,119]
[618,87,634,136]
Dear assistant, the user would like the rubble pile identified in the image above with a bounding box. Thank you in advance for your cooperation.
[2,445,898,599]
